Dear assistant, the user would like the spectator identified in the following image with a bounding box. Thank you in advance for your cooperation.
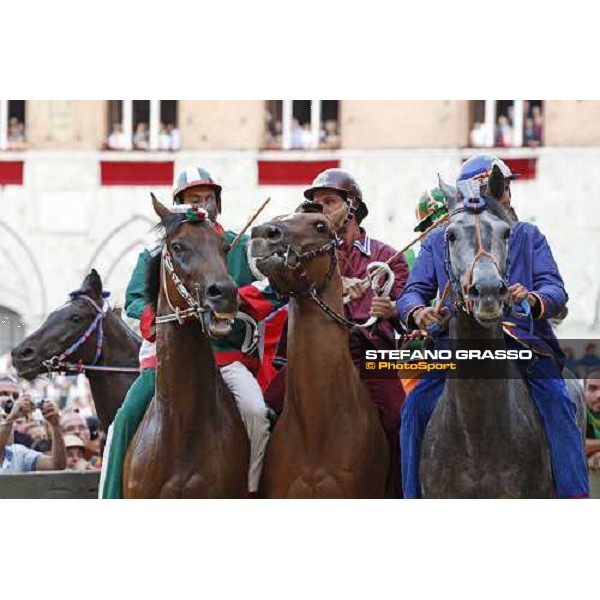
[320,120,341,149]
[167,124,180,151]
[107,123,129,150]
[158,123,171,150]
[64,435,90,471]
[584,369,600,469]
[301,123,312,149]
[7,117,26,150]
[523,117,540,147]
[469,122,486,147]
[85,415,104,469]
[507,105,514,127]
[291,118,304,149]
[60,411,91,446]
[133,122,150,150]
[532,105,543,143]
[563,347,578,374]
[1,394,66,473]
[495,115,513,147]
[578,343,600,373]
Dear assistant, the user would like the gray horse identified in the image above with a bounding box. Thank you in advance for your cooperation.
[420,166,556,498]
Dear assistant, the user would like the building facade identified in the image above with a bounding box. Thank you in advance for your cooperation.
[1,100,600,355]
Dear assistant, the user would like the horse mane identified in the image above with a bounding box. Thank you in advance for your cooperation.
[145,249,162,310]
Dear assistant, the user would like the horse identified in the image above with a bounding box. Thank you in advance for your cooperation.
[420,166,555,498]
[122,196,249,498]
[11,269,141,429]
[250,205,389,498]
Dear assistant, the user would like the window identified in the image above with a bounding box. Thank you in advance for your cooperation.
[0,100,26,150]
[0,306,24,355]
[106,100,179,151]
[263,100,340,150]
[469,100,543,149]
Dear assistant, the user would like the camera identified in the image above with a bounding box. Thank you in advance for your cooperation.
[2,398,14,415]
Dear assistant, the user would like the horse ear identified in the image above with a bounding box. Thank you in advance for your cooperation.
[487,164,505,201]
[82,269,103,298]
[438,174,457,212]
[151,193,172,222]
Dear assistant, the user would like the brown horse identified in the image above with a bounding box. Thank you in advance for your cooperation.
[251,207,389,498]
[122,197,249,498]
[11,270,140,429]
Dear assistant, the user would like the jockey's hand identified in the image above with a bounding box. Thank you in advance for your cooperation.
[370,297,397,320]
[342,277,368,301]
[41,400,60,427]
[507,283,538,308]
[413,307,444,333]
[588,452,600,470]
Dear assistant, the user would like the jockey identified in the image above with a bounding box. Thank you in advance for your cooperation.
[100,166,281,498]
[396,154,589,499]
[264,168,409,497]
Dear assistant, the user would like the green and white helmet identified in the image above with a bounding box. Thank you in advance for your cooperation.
[414,188,448,232]
[172,166,222,211]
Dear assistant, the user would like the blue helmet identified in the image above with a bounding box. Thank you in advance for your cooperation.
[456,155,517,202]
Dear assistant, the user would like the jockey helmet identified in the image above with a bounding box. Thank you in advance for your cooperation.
[457,155,518,201]
[172,166,222,212]
[303,168,368,223]
[414,188,448,232]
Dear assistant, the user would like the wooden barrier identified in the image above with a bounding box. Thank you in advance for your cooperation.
[0,470,598,499]
[0,471,99,499]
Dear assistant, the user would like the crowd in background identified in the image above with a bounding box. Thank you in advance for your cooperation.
[0,371,105,474]
[106,122,181,151]
[470,102,543,148]
[263,112,341,149]
[5,117,26,150]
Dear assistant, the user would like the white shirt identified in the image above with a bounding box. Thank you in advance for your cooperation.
[1,444,42,473]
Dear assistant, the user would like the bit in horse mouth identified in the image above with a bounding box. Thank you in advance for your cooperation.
[206,311,235,337]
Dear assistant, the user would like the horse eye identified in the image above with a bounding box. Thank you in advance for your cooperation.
[447,232,457,243]
[70,314,82,323]
[315,223,327,234]
[172,243,183,253]
[222,242,231,254]
[503,229,510,241]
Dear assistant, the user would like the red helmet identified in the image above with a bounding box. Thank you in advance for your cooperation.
[303,168,368,222]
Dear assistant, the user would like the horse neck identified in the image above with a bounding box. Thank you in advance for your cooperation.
[286,269,360,422]
[155,293,220,426]
[86,309,140,427]
[446,312,510,426]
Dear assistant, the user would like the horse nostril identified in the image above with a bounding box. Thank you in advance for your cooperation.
[18,346,36,360]
[498,282,508,297]
[207,284,223,300]
[267,225,282,242]
[469,284,480,298]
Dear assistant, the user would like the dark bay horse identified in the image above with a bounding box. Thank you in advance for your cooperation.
[420,167,554,498]
[122,197,249,498]
[251,207,389,498]
[11,269,140,429]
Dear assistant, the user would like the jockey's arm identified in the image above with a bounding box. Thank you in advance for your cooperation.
[528,227,568,320]
[125,249,151,321]
[238,280,286,322]
[396,235,440,330]
[373,248,410,332]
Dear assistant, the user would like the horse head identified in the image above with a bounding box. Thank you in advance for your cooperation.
[249,203,342,297]
[151,195,238,337]
[12,269,109,379]
[441,165,513,328]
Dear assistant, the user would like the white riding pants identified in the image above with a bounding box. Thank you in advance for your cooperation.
[219,361,270,493]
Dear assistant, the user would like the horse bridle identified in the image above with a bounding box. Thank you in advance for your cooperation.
[43,294,139,375]
[154,247,212,329]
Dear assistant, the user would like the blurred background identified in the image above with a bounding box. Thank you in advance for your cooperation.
[1,99,599,364]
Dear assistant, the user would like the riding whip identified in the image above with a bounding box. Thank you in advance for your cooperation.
[230,197,272,251]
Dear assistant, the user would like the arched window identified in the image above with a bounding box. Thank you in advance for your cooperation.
[105,100,179,151]
[0,306,24,355]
